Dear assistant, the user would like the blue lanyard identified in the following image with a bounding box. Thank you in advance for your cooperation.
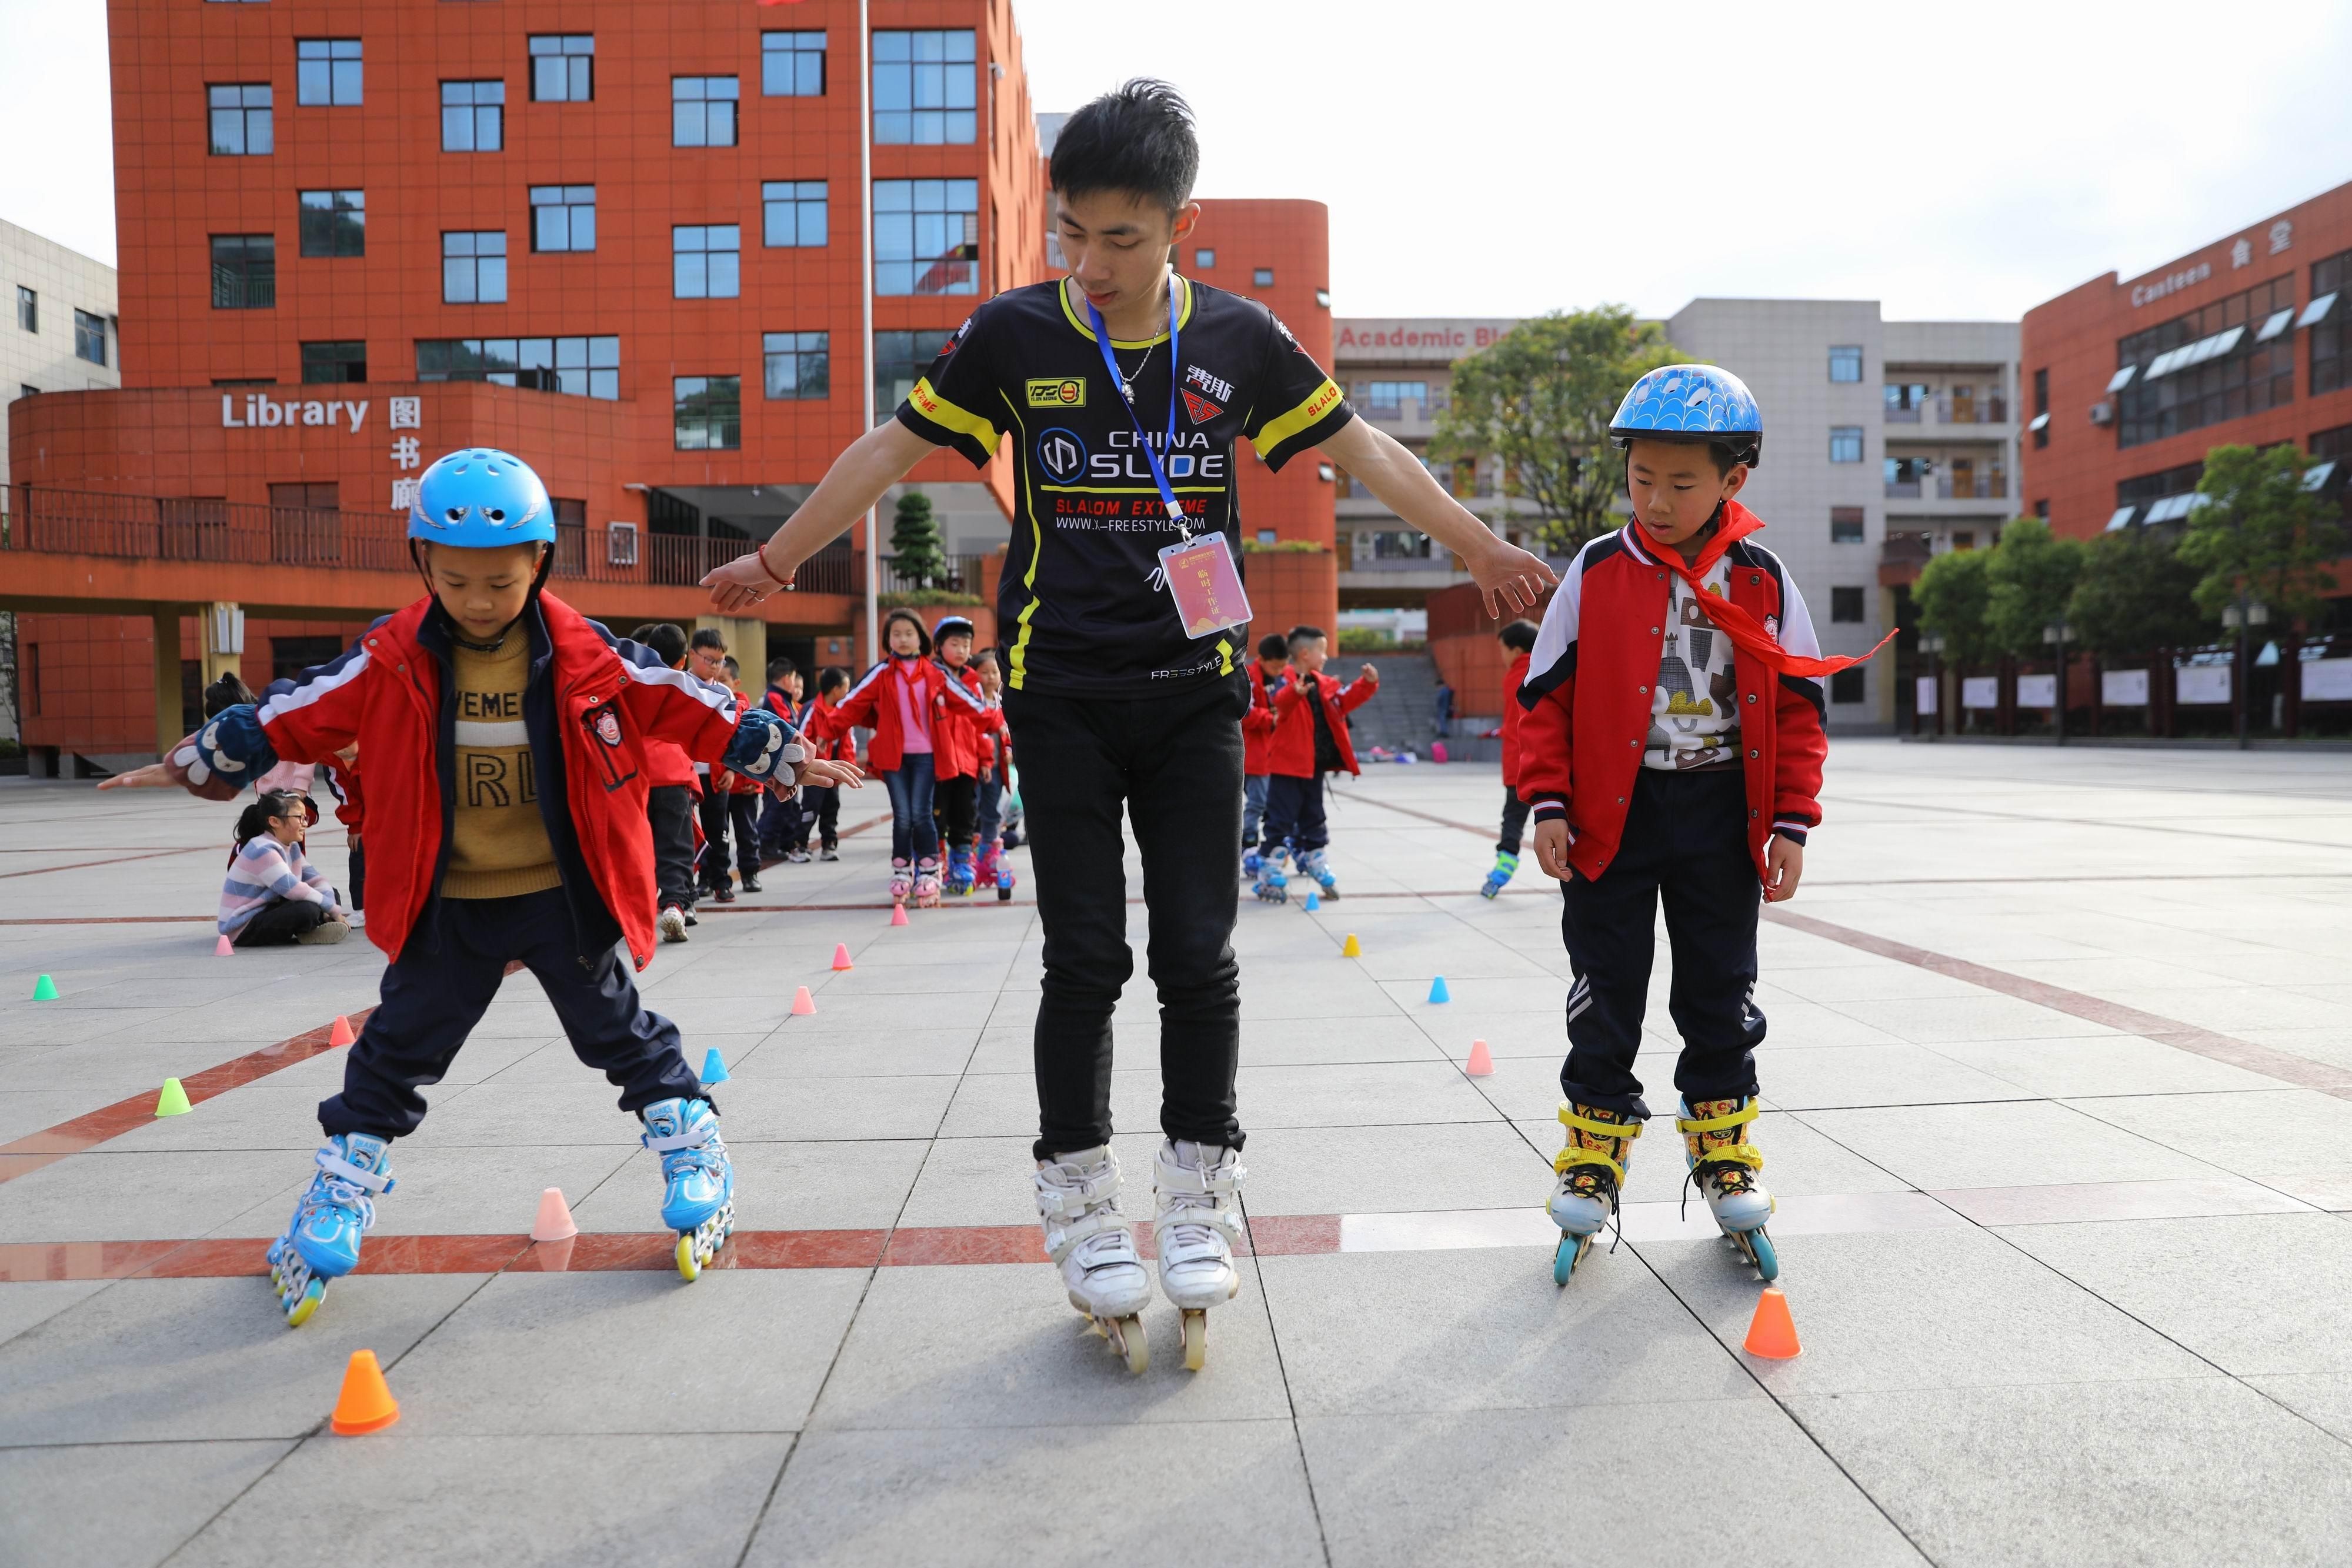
[1085,278,1190,541]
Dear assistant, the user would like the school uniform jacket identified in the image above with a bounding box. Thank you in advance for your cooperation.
[1499,651,1532,790]
[1516,523,1828,885]
[188,591,795,971]
[1266,670,1376,778]
[816,655,988,773]
[929,663,1000,782]
[1242,669,1279,776]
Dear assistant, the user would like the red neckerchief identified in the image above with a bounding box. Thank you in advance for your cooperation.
[1638,499,1894,679]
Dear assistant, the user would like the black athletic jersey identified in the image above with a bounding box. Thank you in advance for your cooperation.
[896,275,1353,696]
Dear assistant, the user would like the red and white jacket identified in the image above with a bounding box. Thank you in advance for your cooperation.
[1517,522,1827,885]
[1242,667,1279,776]
[930,661,1003,781]
[1267,669,1376,778]
[816,654,988,773]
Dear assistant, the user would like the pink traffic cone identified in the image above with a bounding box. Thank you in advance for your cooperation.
[832,942,854,971]
[889,903,909,928]
[792,985,817,1016]
[214,934,235,956]
[1466,1039,1494,1076]
[531,1186,578,1242]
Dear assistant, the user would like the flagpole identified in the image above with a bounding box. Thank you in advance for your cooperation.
[859,0,879,669]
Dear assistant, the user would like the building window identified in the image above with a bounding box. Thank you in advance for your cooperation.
[1828,345,1863,383]
[529,186,595,253]
[16,286,35,333]
[672,77,739,146]
[1828,425,1864,463]
[873,179,978,296]
[1194,248,1216,270]
[298,189,365,258]
[762,181,827,248]
[762,31,825,96]
[1830,586,1866,623]
[2113,461,2208,526]
[1370,530,1433,560]
[1830,507,1864,544]
[442,231,508,303]
[2114,274,2296,449]
[210,235,276,309]
[2032,366,2049,449]
[2312,248,2352,396]
[19,384,35,399]
[1884,455,1930,495]
[674,375,741,449]
[673,226,740,299]
[417,335,619,398]
[763,331,829,400]
[1829,667,1866,705]
[72,309,106,366]
[295,39,363,106]
[208,85,273,155]
[1366,380,1428,411]
[872,326,958,416]
[2034,498,2050,519]
[1253,268,1275,287]
[871,31,974,144]
[528,35,593,102]
[441,81,504,152]
[300,341,366,383]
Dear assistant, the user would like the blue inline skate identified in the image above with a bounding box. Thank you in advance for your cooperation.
[641,1097,735,1280]
[1297,848,1339,900]
[1241,847,1263,880]
[1481,850,1518,899]
[947,845,976,898]
[1251,843,1290,903]
[1678,1095,1777,1282]
[268,1133,394,1327]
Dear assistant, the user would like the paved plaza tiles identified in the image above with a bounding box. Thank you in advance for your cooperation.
[3,740,2351,1566]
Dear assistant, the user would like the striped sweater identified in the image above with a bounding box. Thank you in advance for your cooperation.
[218,837,338,935]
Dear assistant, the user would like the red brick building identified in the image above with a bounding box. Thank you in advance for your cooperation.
[6,0,1336,768]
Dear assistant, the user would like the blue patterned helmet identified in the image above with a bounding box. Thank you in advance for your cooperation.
[932,614,977,644]
[406,448,554,546]
[1608,365,1763,468]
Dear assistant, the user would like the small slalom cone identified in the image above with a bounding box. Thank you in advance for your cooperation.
[329,1349,401,1435]
[214,935,235,957]
[791,985,817,1016]
[1340,933,1362,958]
[530,1186,579,1242]
[889,902,909,928]
[328,1015,356,1047]
[1743,1287,1802,1359]
[1303,890,1320,912]
[699,1046,730,1085]
[831,942,855,971]
[1428,976,1452,1005]
[31,974,58,1002]
[1465,1039,1494,1076]
[155,1078,192,1117]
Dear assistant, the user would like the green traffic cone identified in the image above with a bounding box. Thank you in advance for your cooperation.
[155,1078,192,1117]
[32,975,59,1001]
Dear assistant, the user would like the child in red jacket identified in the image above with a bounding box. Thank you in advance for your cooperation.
[817,608,987,906]
[1519,366,1879,1290]
[1252,625,1377,902]
[929,613,994,896]
[106,449,859,1323]
[792,668,851,860]
[1239,632,1287,879]
[630,623,703,942]
[1480,619,1540,898]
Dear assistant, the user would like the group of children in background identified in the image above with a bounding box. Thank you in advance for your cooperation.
[1242,625,1380,905]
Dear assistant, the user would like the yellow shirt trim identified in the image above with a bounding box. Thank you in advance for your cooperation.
[1250,378,1346,461]
[907,376,1002,453]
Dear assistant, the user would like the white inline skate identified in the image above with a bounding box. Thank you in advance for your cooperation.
[1035,1145,1153,1373]
[1678,1095,1777,1282]
[1548,1102,1641,1285]
[268,1133,394,1327]
[1153,1139,1246,1371]
[642,1097,735,1280]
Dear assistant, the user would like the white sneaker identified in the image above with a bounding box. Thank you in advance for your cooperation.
[658,905,689,943]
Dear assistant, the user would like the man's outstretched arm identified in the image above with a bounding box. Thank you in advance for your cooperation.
[1318,418,1557,618]
[702,421,939,613]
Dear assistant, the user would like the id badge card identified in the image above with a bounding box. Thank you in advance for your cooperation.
[1157,532,1253,640]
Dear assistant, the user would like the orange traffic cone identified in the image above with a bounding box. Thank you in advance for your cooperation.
[328,1015,356,1047]
[791,985,817,1015]
[1743,1287,1801,1359]
[1465,1039,1494,1076]
[531,1186,578,1242]
[831,942,854,970]
[889,903,909,928]
[329,1349,401,1434]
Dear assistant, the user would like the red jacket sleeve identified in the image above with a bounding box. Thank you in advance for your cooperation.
[1771,679,1826,838]
[1335,675,1378,716]
[1242,680,1275,737]
[1515,570,1583,818]
[257,636,373,766]
[604,640,742,765]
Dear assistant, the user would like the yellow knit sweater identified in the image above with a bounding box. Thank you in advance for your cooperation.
[442,635,560,899]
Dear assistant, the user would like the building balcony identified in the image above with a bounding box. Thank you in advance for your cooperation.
[1884,476,2007,502]
[1883,395,2007,426]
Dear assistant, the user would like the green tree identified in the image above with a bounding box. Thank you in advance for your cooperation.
[2066,528,2211,655]
[2180,443,2347,626]
[1430,306,1687,556]
[1914,546,1996,666]
[1984,517,2086,656]
[889,489,948,590]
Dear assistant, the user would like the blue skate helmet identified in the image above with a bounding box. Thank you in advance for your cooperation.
[406,448,555,546]
[932,613,977,644]
[1608,365,1763,469]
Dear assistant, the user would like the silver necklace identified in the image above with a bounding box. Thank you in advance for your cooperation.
[1113,341,1156,403]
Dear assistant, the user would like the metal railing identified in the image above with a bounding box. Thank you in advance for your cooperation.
[878,552,986,597]
[1937,475,2007,500]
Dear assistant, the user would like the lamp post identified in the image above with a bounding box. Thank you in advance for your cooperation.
[2041,619,2073,746]
[2222,594,2270,750]
[1919,631,1946,739]
[858,0,878,669]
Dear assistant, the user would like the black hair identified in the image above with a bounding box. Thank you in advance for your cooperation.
[722,656,741,680]
[1286,625,1327,648]
[1049,79,1199,215]
[881,608,933,658]
[229,789,305,868]
[766,655,797,682]
[969,646,999,669]
[1256,633,1289,660]
[817,666,850,696]
[638,622,688,669]
[1499,619,1540,653]
[202,672,256,718]
[689,627,728,652]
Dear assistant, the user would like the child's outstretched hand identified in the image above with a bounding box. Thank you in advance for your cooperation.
[1764,835,1804,902]
[1359,662,1380,685]
[1531,819,1574,881]
[795,757,865,791]
[95,733,243,800]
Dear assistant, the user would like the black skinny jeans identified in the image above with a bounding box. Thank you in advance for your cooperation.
[1004,670,1248,1160]
[233,897,331,947]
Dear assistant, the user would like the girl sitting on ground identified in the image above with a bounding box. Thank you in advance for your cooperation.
[219,789,349,947]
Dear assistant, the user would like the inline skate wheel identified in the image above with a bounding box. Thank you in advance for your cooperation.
[1553,1233,1592,1286]
[675,1233,701,1282]
[1181,1309,1210,1372]
[285,1276,325,1327]
[1089,1313,1151,1374]
[1741,1229,1779,1283]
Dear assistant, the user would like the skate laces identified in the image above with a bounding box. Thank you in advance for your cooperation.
[1676,1098,1764,1218]
[1555,1105,1640,1253]
[1155,1143,1245,1265]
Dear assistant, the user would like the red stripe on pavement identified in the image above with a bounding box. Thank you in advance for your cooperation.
[0,846,219,880]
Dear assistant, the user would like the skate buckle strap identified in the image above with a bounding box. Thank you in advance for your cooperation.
[1674,1102,1759,1137]
[1033,1161,1122,1216]
[1042,1205,1132,1264]
[1690,1142,1765,1173]
[1154,1152,1245,1198]
[642,1120,715,1154]
[1559,1105,1644,1143]
[315,1147,395,1195]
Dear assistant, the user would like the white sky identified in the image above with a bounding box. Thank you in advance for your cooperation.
[9,0,2352,324]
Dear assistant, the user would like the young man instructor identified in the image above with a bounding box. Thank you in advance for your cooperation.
[705,81,1552,1372]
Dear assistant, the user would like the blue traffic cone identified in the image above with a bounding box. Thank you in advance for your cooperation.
[1428,976,1452,1005]
[1303,890,1321,912]
[699,1047,730,1085]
